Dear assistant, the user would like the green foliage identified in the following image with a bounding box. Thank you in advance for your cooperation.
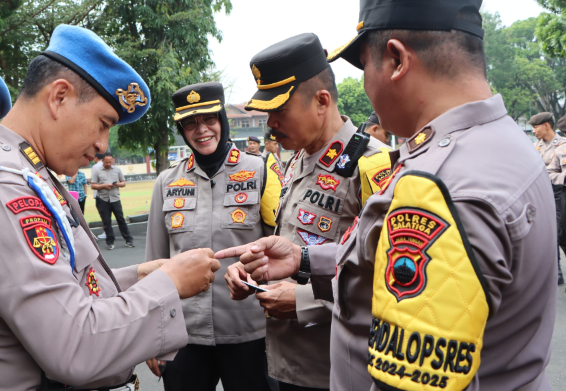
[536,0,566,58]
[336,76,373,127]
[484,11,566,121]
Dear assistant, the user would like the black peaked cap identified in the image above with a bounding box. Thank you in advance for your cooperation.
[173,82,225,122]
[245,33,329,112]
[328,0,484,69]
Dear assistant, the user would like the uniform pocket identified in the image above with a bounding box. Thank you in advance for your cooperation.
[289,203,342,241]
[163,197,197,233]
[221,192,260,229]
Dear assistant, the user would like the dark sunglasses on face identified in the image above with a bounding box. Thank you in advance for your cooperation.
[179,113,219,131]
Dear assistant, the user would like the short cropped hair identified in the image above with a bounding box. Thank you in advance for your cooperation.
[95,153,105,160]
[19,55,98,102]
[104,152,113,158]
[297,67,339,106]
[366,9,486,79]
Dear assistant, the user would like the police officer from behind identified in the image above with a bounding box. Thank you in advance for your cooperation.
[144,82,281,390]
[218,1,557,390]
[248,135,262,154]
[225,33,389,391]
[0,25,220,390]
[530,112,566,284]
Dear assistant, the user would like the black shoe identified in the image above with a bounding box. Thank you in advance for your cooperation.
[106,244,115,250]
[559,275,565,285]
[125,242,135,248]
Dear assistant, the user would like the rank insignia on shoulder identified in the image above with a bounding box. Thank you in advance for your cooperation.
[19,142,44,171]
[297,209,316,225]
[336,154,350,169]
[407,127,434,154]
[186,154,194,171]
[86,267,101,296]
[231,208,247,224]
[340,216,358,245]
[174,198,185,209]
[316,174,340,191]
[319,141,344,167]
[297,229,328,246]
[229,170,256,182]
[235,193,248,203]
[20,215,58,264]
[318,216,332,232]
[7,196,51,216]
[53,188,67,206]
[168,178,196,187]
[227,149,241,164]
[171,212,185,228]
[115,82,149,114]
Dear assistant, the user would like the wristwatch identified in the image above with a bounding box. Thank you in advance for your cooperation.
[292,246,311,285]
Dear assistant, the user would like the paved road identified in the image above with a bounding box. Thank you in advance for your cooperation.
[98,223,566,390]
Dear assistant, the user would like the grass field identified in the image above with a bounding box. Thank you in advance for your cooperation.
[83,180,156,223]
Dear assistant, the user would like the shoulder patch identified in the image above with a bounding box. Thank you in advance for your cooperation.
[19,142,44,171]
[7,196,51,216]
[227,149,241,164]
[319,141,344,167]
[168,178,196,187]
[229,170,256,182]
[20,215,58,264]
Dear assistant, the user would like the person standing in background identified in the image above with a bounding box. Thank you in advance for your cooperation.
[91,152,134,250]
[91,152,106,239]
[365,111,390,145]
[66,170,88,213]
[247,136,261,155]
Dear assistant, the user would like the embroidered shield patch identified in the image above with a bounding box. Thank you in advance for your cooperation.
[171,212,185,228]
[384,207,448,301]
[337,154,350,169]
[86,267,101,296]
[231,208,247,224]
[235,193,248,203]
[174,198,185,209]
[318,216,332,232]
[297,229,328,245]
[297,209,316,225]
[7,196,51,216]
[21,216,59,264]
[316,174,340,191]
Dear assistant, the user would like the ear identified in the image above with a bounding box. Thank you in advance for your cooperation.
[386,39,411,82]
[47,79,75,120]
[315,89,332,115]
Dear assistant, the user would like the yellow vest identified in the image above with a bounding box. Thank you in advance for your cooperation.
[260,152,283,226]
[358,148,392,206]
[368,172,489,391]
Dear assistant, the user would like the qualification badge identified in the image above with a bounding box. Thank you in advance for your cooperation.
[86,267,101,296]
[171,212,185,228]
[231,208,247,224]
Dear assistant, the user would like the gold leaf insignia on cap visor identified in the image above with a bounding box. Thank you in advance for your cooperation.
[187,90,201,104]
[252,64,261,79]
[115,82,148,113]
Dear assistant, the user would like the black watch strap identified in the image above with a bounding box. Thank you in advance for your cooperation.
[293,246,311,285]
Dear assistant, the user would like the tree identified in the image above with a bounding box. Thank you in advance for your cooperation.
[336,76,373,127]
[94,0,232,174]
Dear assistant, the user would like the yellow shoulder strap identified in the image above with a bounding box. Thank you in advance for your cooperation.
[260,153,283,227]
[358,147,392,206]
[368,171,490,391]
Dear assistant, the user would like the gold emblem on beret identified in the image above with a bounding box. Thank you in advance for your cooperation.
[187,90,200,104]
[115,82,148,114]
[252,64,261,79]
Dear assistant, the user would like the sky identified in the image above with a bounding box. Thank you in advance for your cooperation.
[209,0,547,105]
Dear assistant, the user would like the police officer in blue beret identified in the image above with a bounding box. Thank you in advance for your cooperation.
[0,76,12,119]
[0,24,220,389]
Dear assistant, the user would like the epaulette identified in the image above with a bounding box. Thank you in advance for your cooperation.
[168,157,188,169]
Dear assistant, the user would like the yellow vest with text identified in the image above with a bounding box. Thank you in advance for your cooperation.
[368,171,490,391]
[358,147,392,206]
[260,152,283,226]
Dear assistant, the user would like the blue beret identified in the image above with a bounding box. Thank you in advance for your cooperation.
[0,77,11,119]
[41,24,150,125]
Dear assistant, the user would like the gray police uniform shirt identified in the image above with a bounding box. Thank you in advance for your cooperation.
[547,142,566,185]
[91,165,125,202]
[308,95,556,391]
[0,125,188,390]
[533,133,566,167]
[91,160,103,199]
[145,146,271,345]
[269,116,388,388]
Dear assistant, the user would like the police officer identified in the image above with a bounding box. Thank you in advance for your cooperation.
[218,1,557,390]
[366,112,390,145]
[263,129,282,165]
[530,112,566,285]
[225,33,390,391]
[144,82,281,390]
[248,135,262,154]
[0,25,220,390]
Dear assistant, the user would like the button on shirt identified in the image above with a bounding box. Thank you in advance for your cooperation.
[92,166,125,202]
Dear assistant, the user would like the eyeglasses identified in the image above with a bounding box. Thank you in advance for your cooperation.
[179,113,219,131]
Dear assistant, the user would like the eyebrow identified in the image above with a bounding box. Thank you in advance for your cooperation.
[102,114,119,126]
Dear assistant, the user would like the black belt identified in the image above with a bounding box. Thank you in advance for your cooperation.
[38,373,139,391]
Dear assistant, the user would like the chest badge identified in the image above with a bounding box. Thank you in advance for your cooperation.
[385,208,448,301]
[86,267,101,296]
[318,216,332,232]
[297,229,328,246]
[21,216,59,265]
[171,212,185,228]
[235,193,248,203]
[319,141,344,167]
[228,149,241,164]
[336,154,351,169]
[316,173,340,191]
[174,198,185,209]
[229,170,256,182]
[297,209,316,225]
[168,178,196,187]
[231,208,247,224]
